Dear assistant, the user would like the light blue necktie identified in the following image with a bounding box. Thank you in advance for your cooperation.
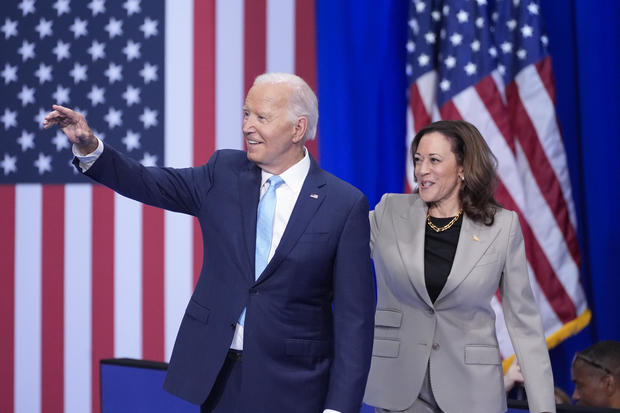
[239,175,284,326]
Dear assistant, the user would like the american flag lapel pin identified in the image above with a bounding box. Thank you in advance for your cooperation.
[473,235,480,242]
[310,193,319,199]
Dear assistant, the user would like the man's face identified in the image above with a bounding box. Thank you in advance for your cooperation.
[242,83,304,174]
[571,359,610,407]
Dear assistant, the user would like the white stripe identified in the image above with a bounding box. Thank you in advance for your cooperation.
[14,184,42,413]
[216,0,244,150]
[114,195,142,358]
[515,66,578,228]
[415,71,439,121]
[64,184,92,413]
[165,0,193,168]
[266,0,295,73]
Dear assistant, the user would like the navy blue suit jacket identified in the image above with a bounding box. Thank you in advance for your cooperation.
[82,145,375,413]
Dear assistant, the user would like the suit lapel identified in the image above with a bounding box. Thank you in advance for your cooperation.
[239,162,262,281]
[393,196,434,308]
[435,215,500,302]
[256,156,326,284]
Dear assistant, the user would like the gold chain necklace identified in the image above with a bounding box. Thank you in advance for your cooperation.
[426,209,463,232]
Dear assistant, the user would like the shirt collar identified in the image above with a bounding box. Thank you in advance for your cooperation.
[260,147,310,195]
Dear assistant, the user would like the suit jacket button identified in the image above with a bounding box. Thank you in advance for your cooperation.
[432,343,440,351]
[249,287,259,295]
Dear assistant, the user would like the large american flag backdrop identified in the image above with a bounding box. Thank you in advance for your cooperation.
[0,0,318,412]
[405,0,589,367]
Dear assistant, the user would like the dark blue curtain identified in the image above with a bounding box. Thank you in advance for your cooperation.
[316,0,620,396]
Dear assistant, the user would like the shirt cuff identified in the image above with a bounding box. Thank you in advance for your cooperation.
[72,138,104,172]
[323,410,341,413]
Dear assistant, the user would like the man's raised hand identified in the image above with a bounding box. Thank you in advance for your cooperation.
[43,104,98,155]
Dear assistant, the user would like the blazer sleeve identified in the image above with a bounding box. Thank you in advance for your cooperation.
[82,143,217,216]
[500,211,556,413]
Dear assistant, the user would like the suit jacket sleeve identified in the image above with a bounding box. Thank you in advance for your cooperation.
[500,211,556,413]
[325,194,376,413]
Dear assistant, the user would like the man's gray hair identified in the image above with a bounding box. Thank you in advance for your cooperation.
[253,73,318,142]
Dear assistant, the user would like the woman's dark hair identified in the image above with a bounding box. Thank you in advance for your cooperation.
[411,120,500,225]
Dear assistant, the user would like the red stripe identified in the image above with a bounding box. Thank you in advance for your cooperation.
[41,185,65,413]
[438,103,577,323]
[0,186,15,413]
[474,75,516,154]
[142,205,164,361]
[505,81,581,266]
[535,57,556,105]
[244,0,266,97]
[91,186,115,413]
[295,0,319,160]
[193,0,216,284]
[409,83,431,133]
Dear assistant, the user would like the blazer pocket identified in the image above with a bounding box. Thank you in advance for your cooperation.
[185,299,210,324]
[464,345,501,365]
[298,232,330,243]
[372,338,400,358]
[285,338,331,357]
[375,309,403,328]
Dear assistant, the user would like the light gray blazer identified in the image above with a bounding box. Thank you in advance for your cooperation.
[363,194,555,413]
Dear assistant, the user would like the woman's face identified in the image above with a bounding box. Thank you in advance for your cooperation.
[414,131,464,212]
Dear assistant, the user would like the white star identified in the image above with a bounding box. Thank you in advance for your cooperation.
[527,3,539,15]
[418,54,430,67]
[18,0,36,16]
[464,62,477,76]
[406,40,415,53]
[34,108,48,129]
[17,130,35,151]
[0,154,17,175]
[521,24,533,38]
[406,64,412,76]
[121,130,141,151]
[53,0,71,16]
[541,35,549,46]
[87,85,105,106]
[124,0,142,15]
[500,41,513,54]
[140,17,158,38]
[140,152,158,167]
[88,0,106,16]
[34,153,52,174]
[53,40,71,61]
[415,1,425,13]
[92,129,105,141]
[104,62,123,83]
[424,32,436,44]
[122,85,141,106]
[513,0,521,5]
[1,18,18,39]
[18,85,35,106]
[34,63,52,84]
[456,10,469,23]
[492,12,498,22]
[35,18,53,39]
[489,46,498,57]
[443,5,450,16]
[431,10,441,21]
[88,40,106,61]
[70,17,88,38]
[139,107,158,129]
[408,18,419,34]
[52,130,70,151]
[476,17,485,28]
[439,79,451,92]
[449,32,463,46]
[1,63,18,84]
[70,62,87,83]
[105,17,123,38]
[444,55,456,69]
[104,107,122,128]
[506,19,517,31]
[476,0,488,5]
[17,40,35,62]
[140,62,158,84]
[517,49,527,60]
[52,85,70,105]
[497,64,506,75]
[1,108,17,130]
[471,40,481,52]
[123,40,141,61]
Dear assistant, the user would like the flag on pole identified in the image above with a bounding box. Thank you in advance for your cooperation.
[0,1,318,412]
[405,0,589,369]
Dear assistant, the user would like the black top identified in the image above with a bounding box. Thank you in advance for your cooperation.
[424,214,463,303]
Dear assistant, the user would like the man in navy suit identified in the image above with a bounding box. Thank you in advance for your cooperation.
[44,73,376,413]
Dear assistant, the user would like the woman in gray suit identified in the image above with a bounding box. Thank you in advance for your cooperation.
[364,120,555,413]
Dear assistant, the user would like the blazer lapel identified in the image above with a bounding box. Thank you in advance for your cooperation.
[256,156,326,284]
[435,215,500,302]
[239,162,262,281]
[393,196,434,308]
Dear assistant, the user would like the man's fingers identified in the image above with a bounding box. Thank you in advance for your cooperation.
[52,104,75,117]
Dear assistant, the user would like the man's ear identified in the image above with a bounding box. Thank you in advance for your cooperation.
[602,374,616,396]
[292,117,308,144]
